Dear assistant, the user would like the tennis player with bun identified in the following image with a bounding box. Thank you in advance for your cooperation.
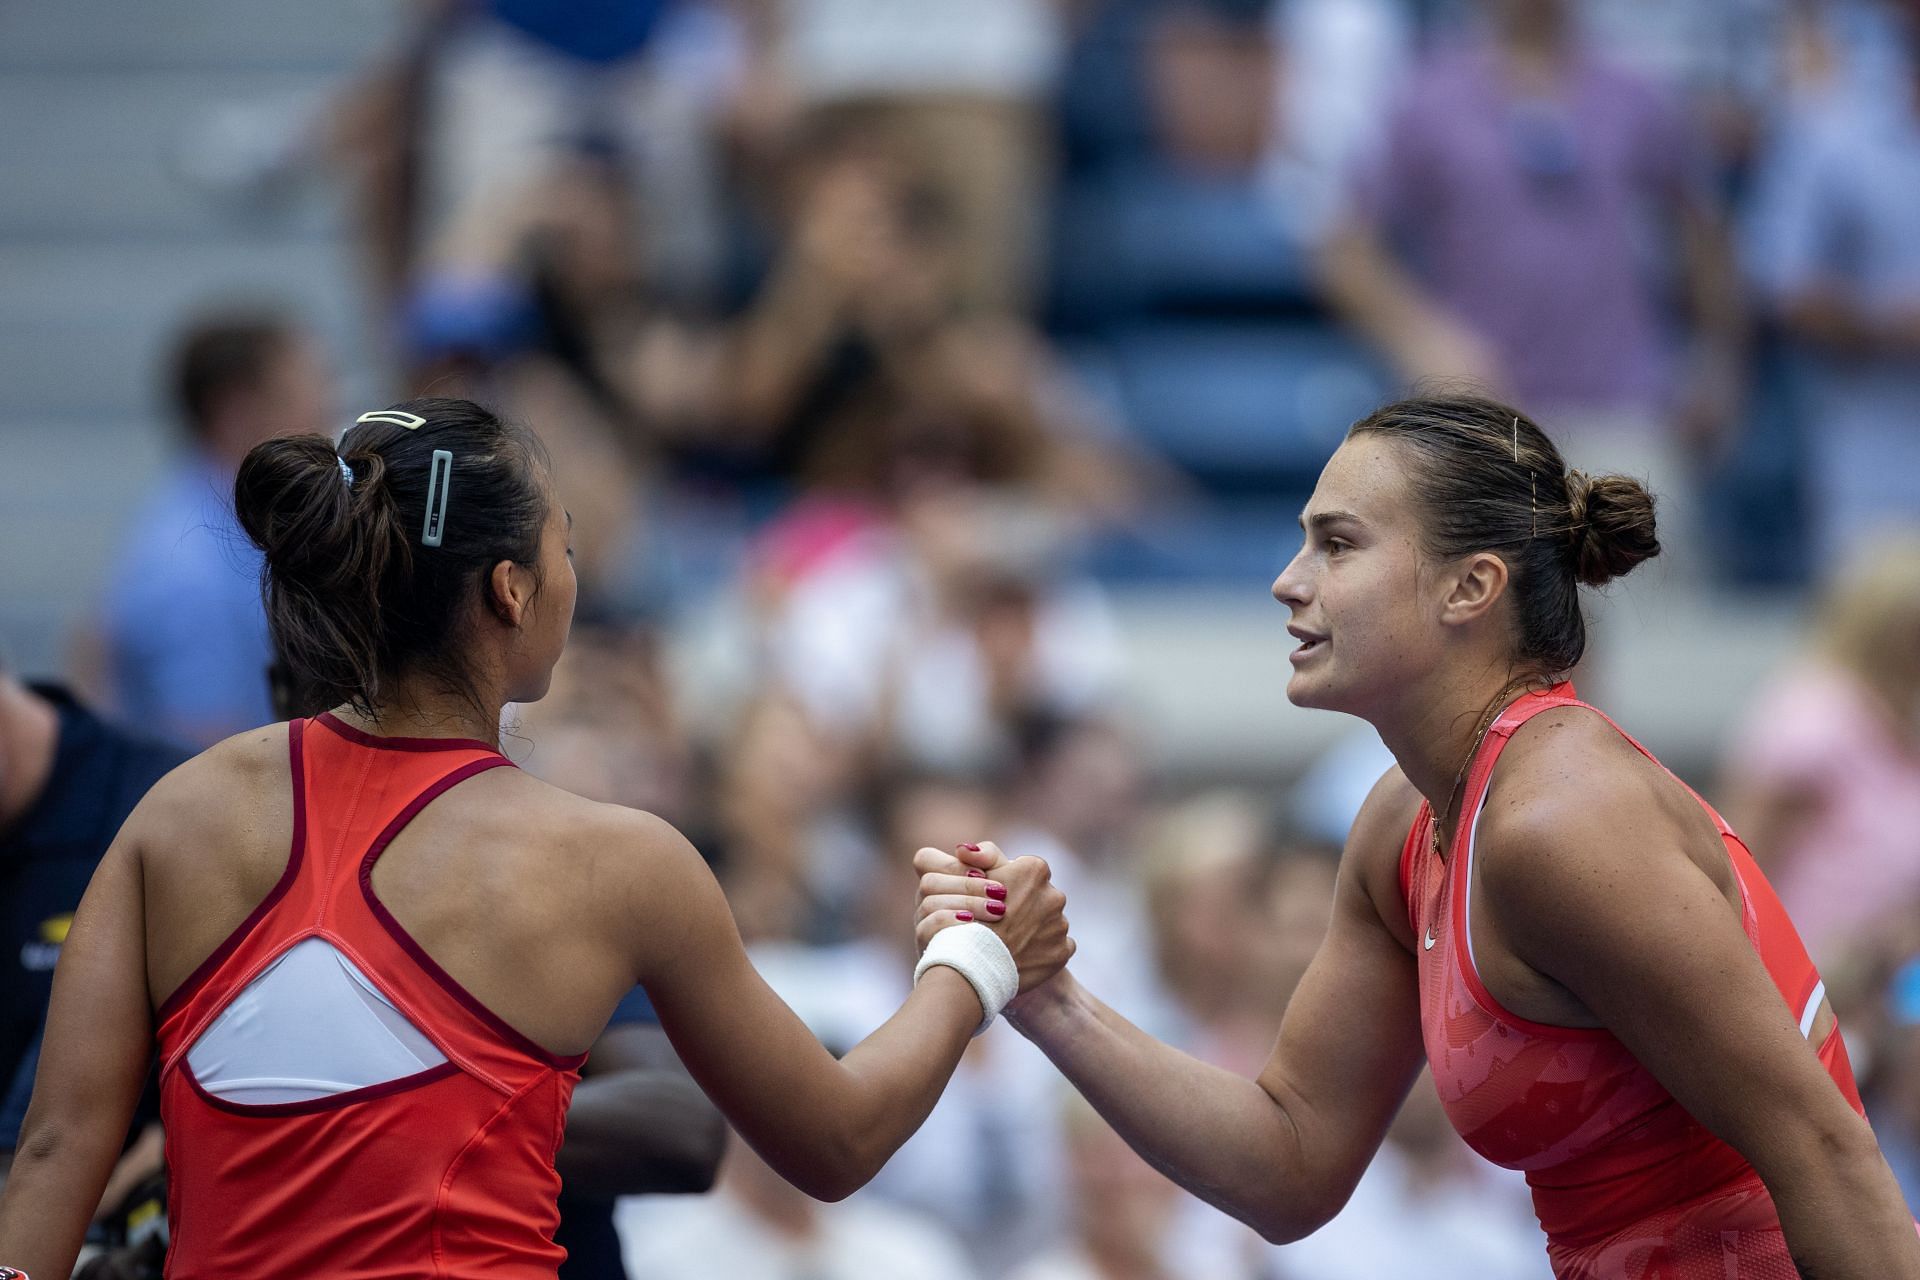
[921,395,1920,1278]
[0,397,1070,1280]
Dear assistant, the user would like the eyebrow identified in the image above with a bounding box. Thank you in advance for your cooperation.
[1298,509,1365,533]
[565,510,574,531]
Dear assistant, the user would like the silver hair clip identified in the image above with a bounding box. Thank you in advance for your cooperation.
[421,449,453,547]
[1514,417,1537,537]
[337,455,355,490]
[357,409,427,430]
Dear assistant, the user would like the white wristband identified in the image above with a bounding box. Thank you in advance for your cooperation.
[914,922,1019,1036]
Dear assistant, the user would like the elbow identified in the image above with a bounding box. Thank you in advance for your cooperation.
[1245,1180,1347,1246]
[1250,1205,1333,1248]
[791,1130,890,1204]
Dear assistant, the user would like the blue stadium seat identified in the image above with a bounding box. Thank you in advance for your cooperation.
[1052,168,1320,329]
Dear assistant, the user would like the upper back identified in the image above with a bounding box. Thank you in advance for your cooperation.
[138,713,646,1061]
[138,713,667,1278]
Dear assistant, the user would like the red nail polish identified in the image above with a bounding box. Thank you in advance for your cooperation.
[956,911,974,922]
[966,869,986,879]
[986,900,1006,916]
[985,883,1007,901]
[960,843,981,852]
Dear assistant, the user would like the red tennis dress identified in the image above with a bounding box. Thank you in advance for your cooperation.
[155,715,586,1278]
[1400,684,1866,1279]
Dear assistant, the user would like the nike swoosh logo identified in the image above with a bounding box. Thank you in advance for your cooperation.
[1423,929,1436,951]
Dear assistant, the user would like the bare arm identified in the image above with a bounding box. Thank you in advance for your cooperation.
[1315,224,1506,392]
[928,772,1429,1242]
[630,823,1070,1202]
[1482,732,1920,1278]
[557,1021,727,1197]
[0,830,154,1279]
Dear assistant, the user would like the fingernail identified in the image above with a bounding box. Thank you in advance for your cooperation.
[986,901,1005,916]
[966,869,986,879]
[960,843,981,852]
[956,911,974,922]
[985,883,1007,901]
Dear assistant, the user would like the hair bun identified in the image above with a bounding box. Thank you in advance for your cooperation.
[1566,470,1660,587]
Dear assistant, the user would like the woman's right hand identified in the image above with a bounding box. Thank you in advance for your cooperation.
[913,842,1073,994]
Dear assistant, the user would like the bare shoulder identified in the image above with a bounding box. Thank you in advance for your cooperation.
[1475,707,1731,930]
[132,724,293,853]
[471,770,711,902]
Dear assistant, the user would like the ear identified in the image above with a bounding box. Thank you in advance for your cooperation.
[1438,551,1509,628]
[487,559,533,627]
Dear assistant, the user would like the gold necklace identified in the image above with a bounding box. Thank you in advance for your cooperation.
[1430,683,1530,860]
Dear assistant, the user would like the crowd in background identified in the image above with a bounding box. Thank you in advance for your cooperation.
[15,0,1920,1275]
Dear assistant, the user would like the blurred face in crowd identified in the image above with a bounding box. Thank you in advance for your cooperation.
[1488,0,1571,43]
[1273,437,1451,719]
[1064,1106,1178,1263]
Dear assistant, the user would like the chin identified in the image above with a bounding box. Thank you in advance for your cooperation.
[1286,669,1358,716]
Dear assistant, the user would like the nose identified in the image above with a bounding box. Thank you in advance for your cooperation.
[1271,542,1311,608]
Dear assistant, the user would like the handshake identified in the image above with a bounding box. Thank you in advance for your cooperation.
[909,841,1076,1031]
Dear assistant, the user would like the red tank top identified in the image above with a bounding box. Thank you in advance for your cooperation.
[155,715,586,1279]
[1399,685,1865,1279]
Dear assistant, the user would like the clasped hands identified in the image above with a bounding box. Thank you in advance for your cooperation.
[913,841,1074,1013]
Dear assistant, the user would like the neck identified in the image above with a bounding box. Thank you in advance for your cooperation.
[1371,665,1534,826]
[329,677,506,746]
[0,679,60,834]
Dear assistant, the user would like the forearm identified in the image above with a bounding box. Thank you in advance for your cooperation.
[1315,229,1482,383]
[725,260,847,430]
[558,1071,727,1197]
[1006,973,1323,1241]
[813,968,981,1196]
[1770,1129,1920,1278]
[712,965,979,1202]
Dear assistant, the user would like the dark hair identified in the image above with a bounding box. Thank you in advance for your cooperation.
[235,397,550,722]
[172,313,298,439]
[1348,394,1659,674]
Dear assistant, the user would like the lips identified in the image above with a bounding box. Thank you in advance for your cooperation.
[1287,625,1327,659]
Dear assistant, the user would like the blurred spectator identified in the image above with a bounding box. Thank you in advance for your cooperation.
[0,662,187,1261]
[1007,1095,1243,1280]
[617,1128,981,1280]
[1138,792,1336,1072]
[1001,714,1175,1035]
[1318,0,1745,553]
[1260,0,1415,245]
[1146,0,1280,179]
[419,0,736,302]
[733,0,1066,313]
[1719,534,1920,965]
[102,311,330,747]
[718,125,1147,516]
[1867,957,1920,1209]
[743,488,1125,777]
[1266,1079,1552,1279]
[1744,1,1920,563]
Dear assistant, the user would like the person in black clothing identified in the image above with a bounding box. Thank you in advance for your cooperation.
[0,665,188,1245]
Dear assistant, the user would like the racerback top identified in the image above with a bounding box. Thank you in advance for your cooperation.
[155,714,586,1279]
[1399,684,1866,1279]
